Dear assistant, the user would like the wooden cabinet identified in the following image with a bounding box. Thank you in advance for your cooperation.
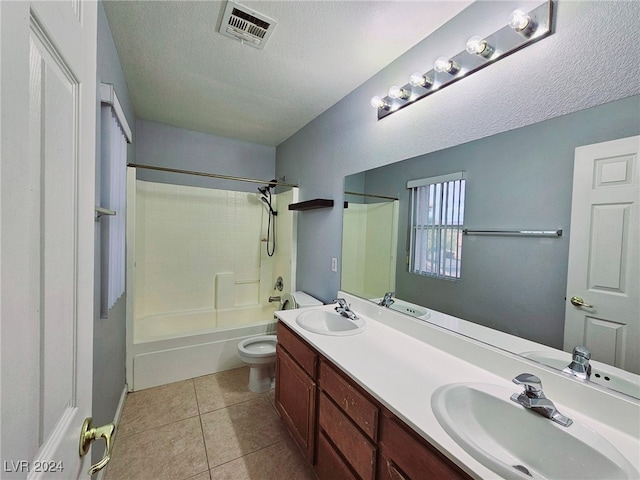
[276,321,472,480]
[317,359,379,480]
[275,322,317,461]
[318,391,376,479]
[378,412,470,480]
[319,360,378,441]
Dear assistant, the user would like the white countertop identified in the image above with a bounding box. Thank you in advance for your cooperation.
[275,294,640,480]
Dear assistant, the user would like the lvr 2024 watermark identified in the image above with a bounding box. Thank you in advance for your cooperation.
[3,460,64,473]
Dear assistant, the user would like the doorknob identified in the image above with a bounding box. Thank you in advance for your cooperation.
[79,417,115,475]
[570,296,593,308]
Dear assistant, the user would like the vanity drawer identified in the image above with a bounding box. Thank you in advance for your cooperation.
[318,392,376,480]
[315,431,358,480]
[277,321,317,377]
[319,360,378,441]
[378,413,471,480]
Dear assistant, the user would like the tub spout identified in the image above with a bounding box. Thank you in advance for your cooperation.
[268,296,281,303]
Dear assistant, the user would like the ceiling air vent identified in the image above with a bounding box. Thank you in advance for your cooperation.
[219,1,277,50]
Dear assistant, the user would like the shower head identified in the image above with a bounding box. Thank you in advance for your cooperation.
[257,186,269,196]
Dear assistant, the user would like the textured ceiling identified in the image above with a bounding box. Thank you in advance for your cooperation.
[103,1,473,147]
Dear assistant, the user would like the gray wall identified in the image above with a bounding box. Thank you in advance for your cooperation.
[361,96,640,348]
[135,120,276,192]
[276,0,640,304]
[93,0,136,465]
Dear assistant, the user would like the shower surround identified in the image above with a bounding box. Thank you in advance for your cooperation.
[127,178,298,390]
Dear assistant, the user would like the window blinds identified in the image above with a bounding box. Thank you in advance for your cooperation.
[100,106,128,315]
[408,172,465,279]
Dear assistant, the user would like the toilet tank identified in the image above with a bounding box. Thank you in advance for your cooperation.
[281,291,323,310]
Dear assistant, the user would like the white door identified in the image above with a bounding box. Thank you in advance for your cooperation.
[1,1,99,478]
[564,136,640,374]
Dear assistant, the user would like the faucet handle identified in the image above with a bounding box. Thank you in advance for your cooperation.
[564,345,592,379]
[334,298,348,307]
[513,373,543,397]
[572,345,591,360]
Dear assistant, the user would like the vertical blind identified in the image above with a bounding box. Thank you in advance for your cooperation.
[101,106,128,315]
[408,172,466,280]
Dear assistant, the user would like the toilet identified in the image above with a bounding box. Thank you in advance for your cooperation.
[237,291,322,392]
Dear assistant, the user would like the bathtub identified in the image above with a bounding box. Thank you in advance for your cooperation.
[128,304,278,390]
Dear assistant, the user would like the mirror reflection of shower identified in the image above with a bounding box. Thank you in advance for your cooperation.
[258,179,278,256]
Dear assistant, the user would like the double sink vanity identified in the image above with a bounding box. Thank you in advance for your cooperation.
[274,292,640,480]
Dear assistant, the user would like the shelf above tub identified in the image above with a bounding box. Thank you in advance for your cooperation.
[288,199,334,211]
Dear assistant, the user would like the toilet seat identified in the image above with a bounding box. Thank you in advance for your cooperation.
[237,335,277,369]
[238,335,277,358]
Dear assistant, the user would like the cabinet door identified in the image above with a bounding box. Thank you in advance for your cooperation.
[378,414,471,480]
[275,346,316,461]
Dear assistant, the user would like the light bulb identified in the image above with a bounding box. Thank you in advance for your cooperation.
[388,85,409,99]
[466,36,494,58]
[409,72,433,88]
[370,95,390,110]
[509,9,536,36]
[434,56,460,75]
[509,10,529,30]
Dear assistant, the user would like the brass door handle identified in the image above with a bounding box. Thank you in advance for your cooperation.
[79,417,115,475]
[570,296,593,308]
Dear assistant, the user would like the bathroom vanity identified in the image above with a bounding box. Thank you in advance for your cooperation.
[275,293,640,479]
[276,320,468,479]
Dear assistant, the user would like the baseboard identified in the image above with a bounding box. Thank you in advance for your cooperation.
[95,384,128,480]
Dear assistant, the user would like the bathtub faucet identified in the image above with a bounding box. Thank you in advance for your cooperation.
[268,296,281,303]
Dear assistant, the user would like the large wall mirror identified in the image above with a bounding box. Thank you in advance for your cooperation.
[341,95,639,399]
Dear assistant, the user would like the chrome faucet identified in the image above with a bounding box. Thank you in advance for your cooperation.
[510,373,573,427]
[334,298,358,320]
[379,292,395,308]
[563,345,591,380]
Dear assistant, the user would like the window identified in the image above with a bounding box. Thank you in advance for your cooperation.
[408,172,465,279]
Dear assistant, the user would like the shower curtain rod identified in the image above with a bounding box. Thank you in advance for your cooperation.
[127,163,298,188]
[344,190,398,201]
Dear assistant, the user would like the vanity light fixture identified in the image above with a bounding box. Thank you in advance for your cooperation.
[409,72,433,88]
[371,0,553,119]
[466,36,494,58]
[388,85,410,100]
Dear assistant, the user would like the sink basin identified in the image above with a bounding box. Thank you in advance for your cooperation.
[295,310,366,336]
[432,383,639,480]
[371,297,431,320]
[520,351,640,398]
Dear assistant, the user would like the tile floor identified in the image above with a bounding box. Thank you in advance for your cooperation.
[104,367,316,480]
